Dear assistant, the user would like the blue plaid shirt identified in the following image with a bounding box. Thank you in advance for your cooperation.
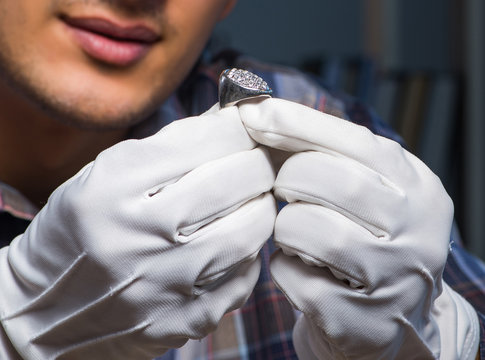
[1,50,484,359]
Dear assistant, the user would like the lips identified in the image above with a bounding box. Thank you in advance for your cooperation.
[61,16,160,67]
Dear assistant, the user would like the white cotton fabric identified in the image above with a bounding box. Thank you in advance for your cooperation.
[238,98,479,360]
[0,104,277,359]
[0,323,21,359]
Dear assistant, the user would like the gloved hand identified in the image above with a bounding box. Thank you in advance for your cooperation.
[0,104,277,360]
[239,98,480,360]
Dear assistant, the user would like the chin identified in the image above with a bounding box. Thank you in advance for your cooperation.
[4,65,160,131]
[48,97,160,131]
[35,87,159,131]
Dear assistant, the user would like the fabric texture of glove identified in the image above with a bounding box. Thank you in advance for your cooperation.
[0,104,277,360]
[1,323,21,359]
[239,98,480,360]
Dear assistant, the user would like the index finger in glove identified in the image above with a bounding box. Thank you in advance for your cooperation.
[238,98,424,183]
[96,104,257,192]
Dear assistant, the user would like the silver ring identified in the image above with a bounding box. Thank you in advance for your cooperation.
[218,68,273,108]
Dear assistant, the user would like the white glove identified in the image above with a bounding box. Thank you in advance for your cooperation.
[0,104,277,360]
[239,98,480,360]
[1,323,21,359]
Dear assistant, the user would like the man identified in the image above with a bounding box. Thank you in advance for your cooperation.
[0,0,483,359]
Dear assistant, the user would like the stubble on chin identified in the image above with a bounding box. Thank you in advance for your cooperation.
[0,59,159,131]
[51,0,166,19]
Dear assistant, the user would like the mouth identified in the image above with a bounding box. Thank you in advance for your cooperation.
[61,15,161,67]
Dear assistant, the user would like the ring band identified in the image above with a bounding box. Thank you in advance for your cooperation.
[218,68,273,108]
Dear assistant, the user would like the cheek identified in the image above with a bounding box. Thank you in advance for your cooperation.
[0,1,52,67]
[0,4,25,56]
[167,1,225,49]
[136,2,225,99]
[160,3,222,66]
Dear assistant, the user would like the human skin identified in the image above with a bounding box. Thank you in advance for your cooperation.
[0,0,236,206]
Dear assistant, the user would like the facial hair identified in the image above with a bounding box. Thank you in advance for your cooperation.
[53,0,166,19]
[0,0,170,131]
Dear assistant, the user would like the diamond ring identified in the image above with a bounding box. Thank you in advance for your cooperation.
[218,68,273,108]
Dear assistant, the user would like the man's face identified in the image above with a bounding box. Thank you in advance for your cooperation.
[0,0,235,129]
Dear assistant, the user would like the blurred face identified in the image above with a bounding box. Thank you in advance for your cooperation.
[0,0,235,129]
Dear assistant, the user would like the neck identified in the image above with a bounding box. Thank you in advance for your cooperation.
[0,83,128,208]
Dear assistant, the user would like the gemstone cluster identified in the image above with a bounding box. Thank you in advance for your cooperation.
[225,68,270,92]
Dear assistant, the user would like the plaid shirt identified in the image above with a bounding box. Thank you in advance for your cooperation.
[1,50,484,359]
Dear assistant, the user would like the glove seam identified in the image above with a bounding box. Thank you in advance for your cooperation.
[194,248,261,294]
[49,320,152,359]
[30,273,140,342]
[1,252,88,321]
[275,242,367,291]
